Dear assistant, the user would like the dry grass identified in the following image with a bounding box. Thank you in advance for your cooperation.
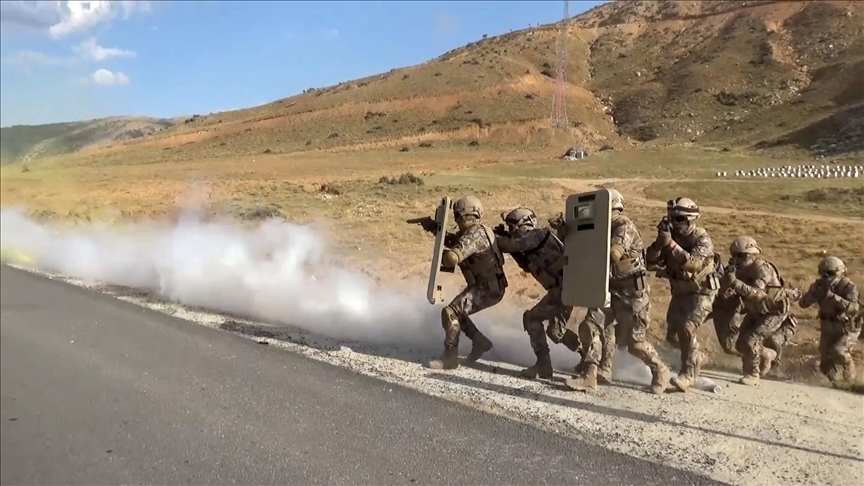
[2,144,862,389]
[4,1,862,169]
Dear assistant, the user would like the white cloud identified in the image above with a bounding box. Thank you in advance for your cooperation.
[3,49,78,68]
[0,1,151,38]
[73,36,135,61]
[90,68,130,86]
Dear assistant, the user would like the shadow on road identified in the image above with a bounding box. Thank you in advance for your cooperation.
[426,371,864,464]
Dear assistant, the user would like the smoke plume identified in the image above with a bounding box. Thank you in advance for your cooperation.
[0,206,655,383]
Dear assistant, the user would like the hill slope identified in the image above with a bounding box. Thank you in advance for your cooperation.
[4,0,862,166]
[0,117,178,165]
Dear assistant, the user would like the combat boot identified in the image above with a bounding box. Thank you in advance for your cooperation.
[738,373,760,386]
[428,347,459,370]
[759,348,777,377]
[597,365,613,385]
[564,364,598,392]
[574,361,586,375]
[465,332,493,363]
[520,353,553,379]
[671,374,692,392]
[650,364,670,395]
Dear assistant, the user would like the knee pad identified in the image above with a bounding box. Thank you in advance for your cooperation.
[561,329,580,352]
[441,306,459,330]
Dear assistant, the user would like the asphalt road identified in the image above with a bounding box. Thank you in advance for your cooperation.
[0,265,724,485]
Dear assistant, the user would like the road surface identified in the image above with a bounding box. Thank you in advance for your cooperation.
[0,265,722,485]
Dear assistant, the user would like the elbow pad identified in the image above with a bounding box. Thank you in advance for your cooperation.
[442,249,462,268]
[610,244,624,263]
[681,258,703,273]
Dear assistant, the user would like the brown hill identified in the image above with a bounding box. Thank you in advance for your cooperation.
[6,0,863,166]
[0,116,179,165]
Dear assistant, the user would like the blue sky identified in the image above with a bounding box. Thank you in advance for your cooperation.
[0,1,605,127]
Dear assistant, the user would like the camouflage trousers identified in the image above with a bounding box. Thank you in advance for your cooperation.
[576,307,616,373]
[580,286,667,375]
[666,291,716,379]
[818,319,861,383]
[735,313,787,378]
[523,284,579,357]
[442,278,506,350]
[711,294,744,356]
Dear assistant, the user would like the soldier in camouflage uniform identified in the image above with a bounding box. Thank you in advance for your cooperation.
[427,195,508,370]
[710,290,744,357]
[720,236,801,386]
[646,197,721,392]
[798,256,861,385]
[548,215,617,381]
[557,189,671,394]
[494,207,580,379]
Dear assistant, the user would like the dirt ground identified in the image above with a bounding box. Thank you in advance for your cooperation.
[2,145,863,389]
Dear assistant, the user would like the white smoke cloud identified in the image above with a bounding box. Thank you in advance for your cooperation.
[0,206,658,384]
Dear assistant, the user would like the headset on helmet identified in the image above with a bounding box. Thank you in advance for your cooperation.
[608,188,625,211]
[453,195,483,219]
[729,235,761,256]
[502,207,537,230]
[818,256,846,277]
[667,197,700,223]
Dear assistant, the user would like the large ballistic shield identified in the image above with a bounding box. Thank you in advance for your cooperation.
[426,197,454,305]
[561,189,612,308]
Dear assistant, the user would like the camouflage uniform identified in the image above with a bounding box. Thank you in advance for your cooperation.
[559,189,671,395]
[722,236,801,386]
[799,257,861,385]
[496,208,580,379]
[710,291,744,356]
[646,197,720,392]
[428,195,507,370]
[573,307,617,383]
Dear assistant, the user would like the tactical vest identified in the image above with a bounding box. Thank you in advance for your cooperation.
[509,228,565,290]
[816,277,859,322]
[741,259,790,316]
[667,227,722,294]
[458,222,507,291]
[609,216,645,281]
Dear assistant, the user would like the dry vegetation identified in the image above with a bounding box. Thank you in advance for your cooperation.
[1,1,863,389]
[3,0,862,167]
[3,146,862,389]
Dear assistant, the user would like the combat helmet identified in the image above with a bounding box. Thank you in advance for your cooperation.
[667,197,700,222]
[818,256,846,277]
[729,235,761,256]
[502,207,537,230]
[453,195,483,220]
[608,188,625,211]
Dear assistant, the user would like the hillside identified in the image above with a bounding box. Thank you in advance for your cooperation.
[0,117,178,166]
[4,0,862,166]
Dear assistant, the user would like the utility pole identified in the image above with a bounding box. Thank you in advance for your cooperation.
[550,0,570,129]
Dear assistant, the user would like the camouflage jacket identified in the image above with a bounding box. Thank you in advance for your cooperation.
[447,221,506,287]
[646,226,718,295]
[609,214,647,282]
[799,276,860,322]
[497,226,565,290]
[726,257,793,316]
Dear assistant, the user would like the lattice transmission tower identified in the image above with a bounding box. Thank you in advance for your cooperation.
[550,0,570,129]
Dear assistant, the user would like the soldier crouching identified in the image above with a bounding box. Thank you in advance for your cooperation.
[799,256,861,385]
[428,195,507,370]
[494,207,580,379]
[721,236,801,386]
